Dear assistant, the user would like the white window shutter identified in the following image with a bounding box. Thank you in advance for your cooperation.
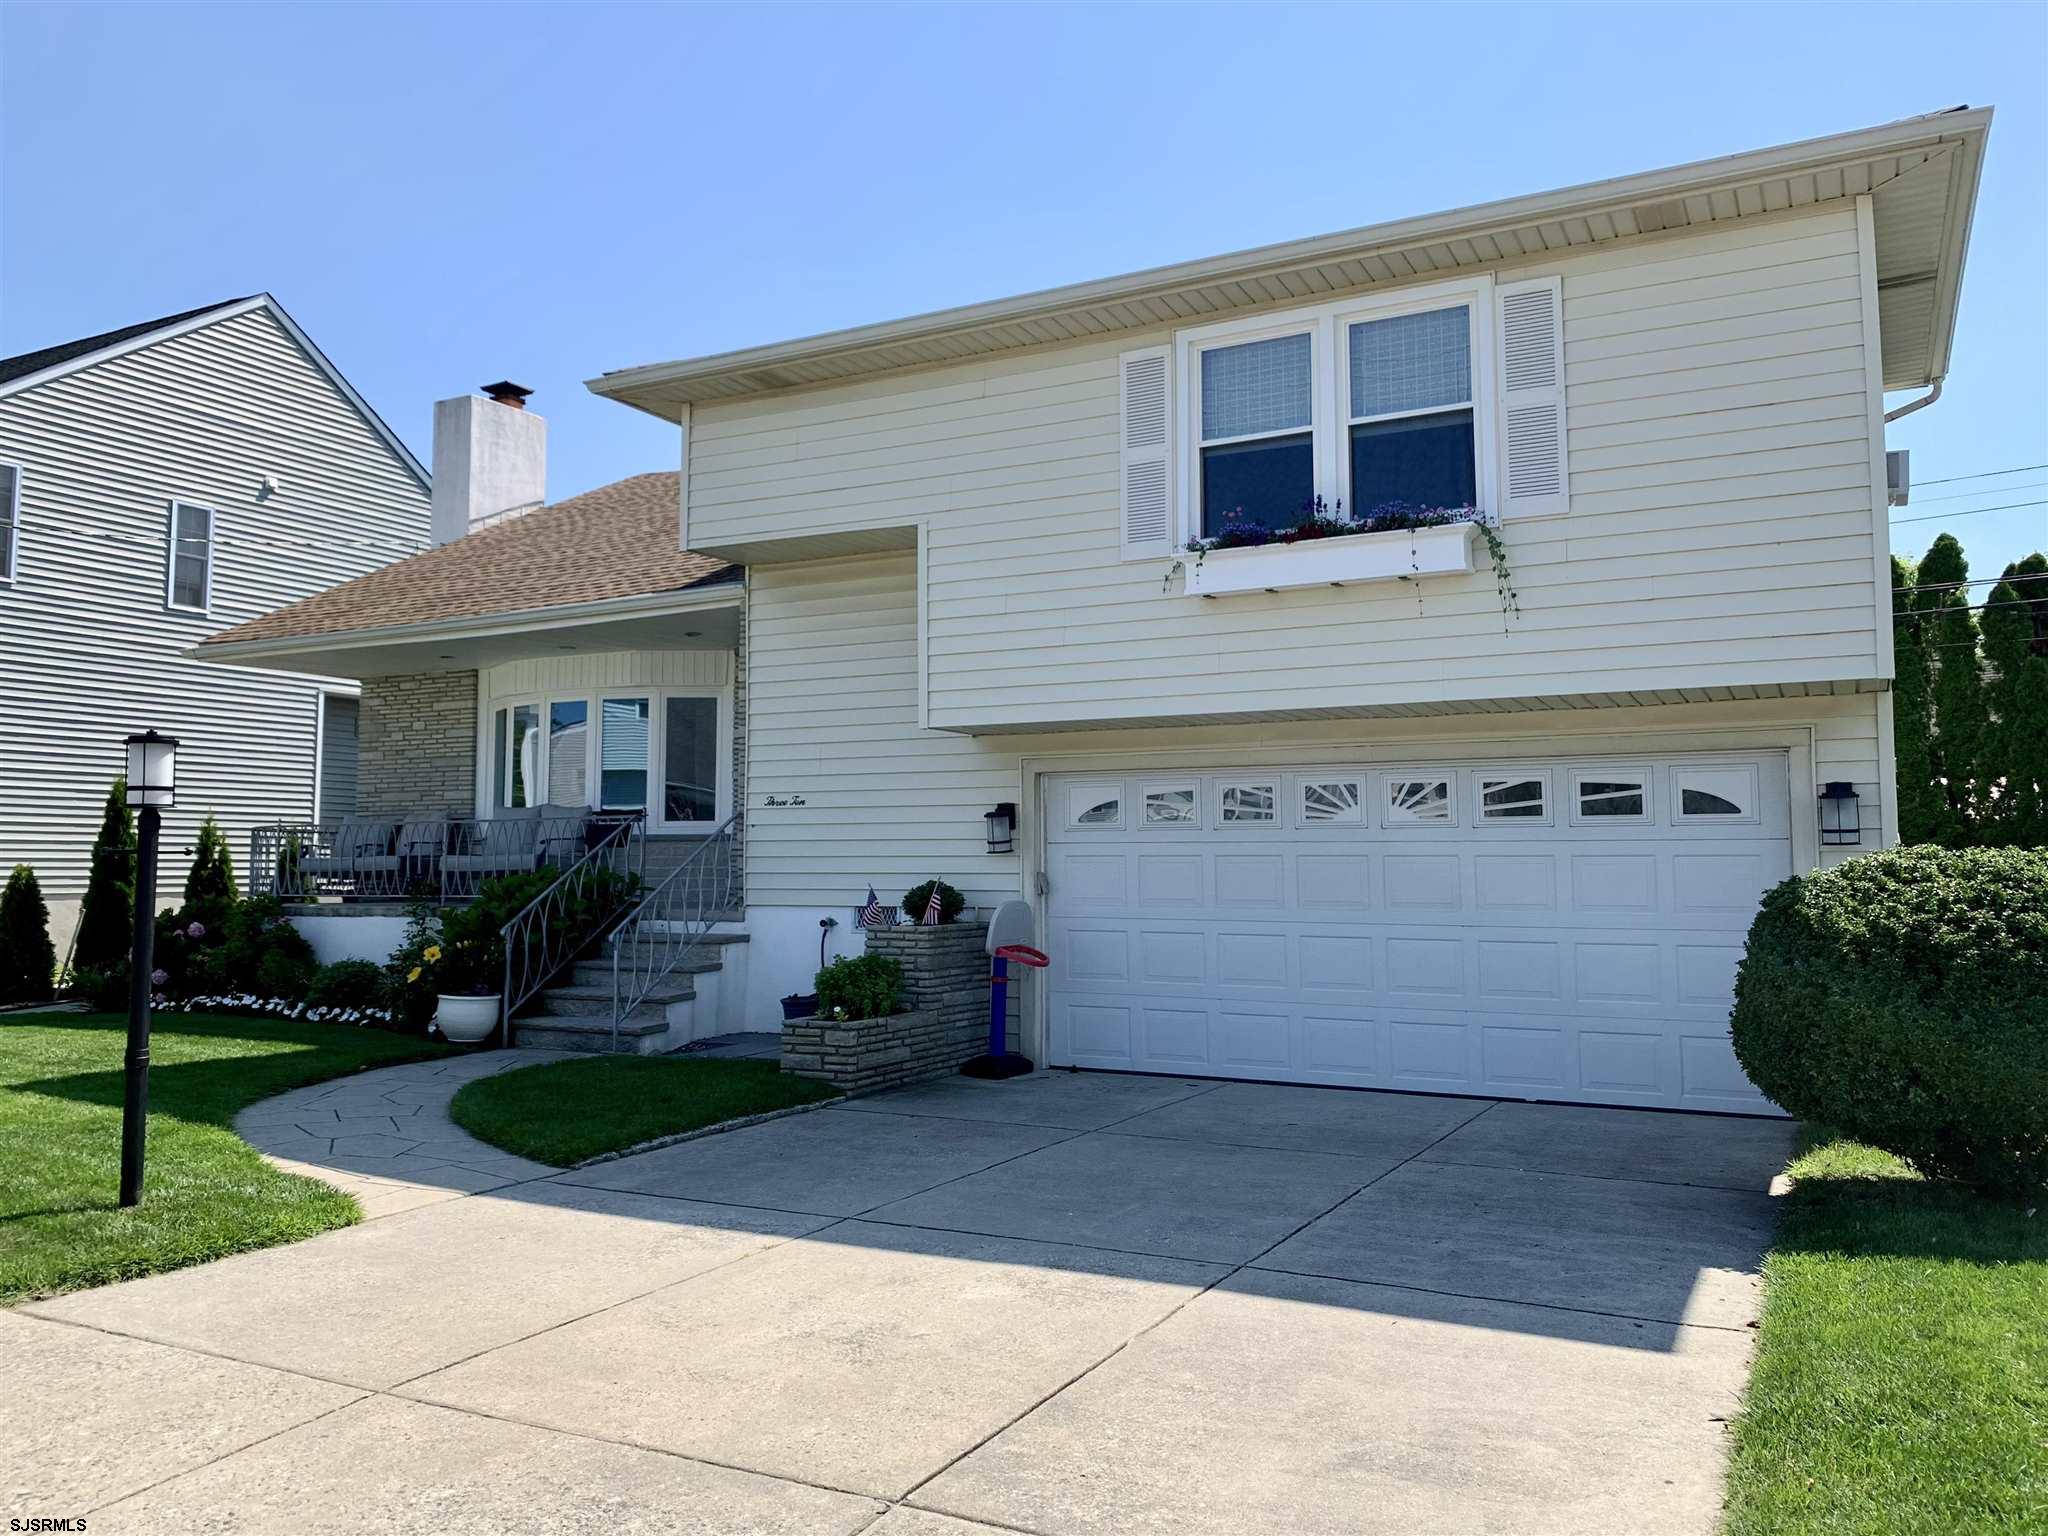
[1495,276,1568,518]
[1119,345,1174,560]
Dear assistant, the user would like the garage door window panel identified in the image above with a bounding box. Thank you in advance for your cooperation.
[1572,770,1650,825]
[1478,773,1550,825]
[1065,782,1123,829]
[1219,783,1277,825]
[1144,783,1200,826]
[1301,779,1364,825]
[1385,776,1456,826]
[1674,766,1760,824]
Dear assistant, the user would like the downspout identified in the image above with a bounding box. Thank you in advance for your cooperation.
[1883,378,1942,424]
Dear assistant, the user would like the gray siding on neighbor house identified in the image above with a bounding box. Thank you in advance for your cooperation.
[356,671,478,816]
[318,693,360,819]
[0,305,430,953]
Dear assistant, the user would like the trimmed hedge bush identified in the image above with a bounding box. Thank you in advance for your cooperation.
[1730,845,2048,1195]
[899,879,966,926]
[0,866,57,1005]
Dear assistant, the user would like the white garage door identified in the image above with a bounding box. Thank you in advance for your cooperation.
[1043,754,1791,1113]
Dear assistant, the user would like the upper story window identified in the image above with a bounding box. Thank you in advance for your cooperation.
[166,500,214,612]
[0,463,19,583]
[1198,331,1315,535]
[1347,306,1476,517]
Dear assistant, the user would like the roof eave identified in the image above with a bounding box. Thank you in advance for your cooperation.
[590,107,1993,418]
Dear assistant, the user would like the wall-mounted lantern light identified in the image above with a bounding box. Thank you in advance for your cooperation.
[1818,781,1861,847]
[984,802,1017,855]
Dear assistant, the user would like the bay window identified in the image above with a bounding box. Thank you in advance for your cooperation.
[484,684,728,830]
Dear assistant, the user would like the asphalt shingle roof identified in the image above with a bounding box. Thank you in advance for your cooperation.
[201,471,735,648]
[0,298,255,386]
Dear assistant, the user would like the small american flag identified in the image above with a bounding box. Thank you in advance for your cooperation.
[920,880,944,927]
[859,885,886,928]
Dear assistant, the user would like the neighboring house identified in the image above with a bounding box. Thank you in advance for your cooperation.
[208,108,1990,1114]
[0,295,432,959]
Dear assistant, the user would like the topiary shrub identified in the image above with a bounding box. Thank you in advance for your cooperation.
[814,952,904,1020]
[307,958,389,1012]
[899,879,966,926]
[181,812,239,933]
[1730,845,2048,1195]
[0,865,57,1005]
[71,778,135,977]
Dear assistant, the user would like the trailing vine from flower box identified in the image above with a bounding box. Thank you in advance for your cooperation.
[1165,497,1520,630]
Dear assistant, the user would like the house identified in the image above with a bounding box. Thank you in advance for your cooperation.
[206,108,1990,1112]
[197,389,745,1034]
[0,295,432,959]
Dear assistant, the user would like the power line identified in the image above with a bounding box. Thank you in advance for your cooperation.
[1901,480,2048,505]
[1895,597,2044,622]
[1890,498,2048,528]
[1893,572,2048,596]
[1909,463,2048,488]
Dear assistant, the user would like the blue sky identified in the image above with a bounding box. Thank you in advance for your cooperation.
[4,2,2043,581]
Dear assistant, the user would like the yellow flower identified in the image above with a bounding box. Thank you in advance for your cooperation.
[422,945,442,963]
[406,966,422,983]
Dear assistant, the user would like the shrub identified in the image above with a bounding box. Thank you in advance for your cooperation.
[1730,845,2048,1195]
[0,865,57,1005]
[814,952,903,1020]
[307,959,389,1011]
[71,778,135,977]
[181,813,238,931]
[900,879,966,926]
[191,895,319,1002]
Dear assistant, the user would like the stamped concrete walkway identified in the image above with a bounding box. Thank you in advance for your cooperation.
[11,1068,1797,1535]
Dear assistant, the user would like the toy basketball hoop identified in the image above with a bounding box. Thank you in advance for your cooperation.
[963,901,1041,1079]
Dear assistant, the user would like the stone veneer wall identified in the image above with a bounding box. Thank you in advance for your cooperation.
[783,920,989,1092]
[357,670,477,816]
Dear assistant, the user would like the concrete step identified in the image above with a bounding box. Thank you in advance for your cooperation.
[613,928,750,951]
[568,953,727,989]
[534,980,693,1019]
[512,1014,671,1055]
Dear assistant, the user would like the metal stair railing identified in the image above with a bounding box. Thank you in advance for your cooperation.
[496,817,645,1046]
[609,812,742,1051]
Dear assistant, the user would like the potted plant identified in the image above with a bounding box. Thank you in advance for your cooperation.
[781,990,819,1021]
[411,900,504,1043]
[813,953,904,1022]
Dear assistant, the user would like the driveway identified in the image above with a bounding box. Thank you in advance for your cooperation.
[9,1070,1795,1535]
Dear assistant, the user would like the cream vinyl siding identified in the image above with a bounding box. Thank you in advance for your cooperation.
[694,206,1886,734]
[0,306,428,934]
[746,554,1884,911]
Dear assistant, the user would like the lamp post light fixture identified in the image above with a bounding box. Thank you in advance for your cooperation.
[984,802,1017,855]
[120,730,177,1208]
[1818,780,1861,847]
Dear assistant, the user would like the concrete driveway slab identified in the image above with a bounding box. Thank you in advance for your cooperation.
[867,1128,1397,1263]
[917,1267,1751,1536]
[557,1105,1072,1215]
[832,1070,1217,1130]
[404,1219,1223,1501]
[91,1394,882,1534]
[1109,1079,1490,1157]
[1257,1158,1775,1330]
[25,1183,828,1390]
[0,1310,361,1517]
[866,1511,1018,1535]
[1419,1101,1798,1191]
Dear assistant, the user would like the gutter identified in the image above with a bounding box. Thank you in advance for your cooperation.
[1883,378,1943,424]
[190,578,743,666]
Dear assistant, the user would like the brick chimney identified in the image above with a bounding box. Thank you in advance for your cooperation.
[431,382,546,545]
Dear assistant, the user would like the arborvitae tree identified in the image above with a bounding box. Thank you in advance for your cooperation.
[1980,552,2048,847]
[71,777,136,976]
[182,812,238,928]
[1891,554,1943,844]
[1918,534,1991,846]
[0,865,57,1004]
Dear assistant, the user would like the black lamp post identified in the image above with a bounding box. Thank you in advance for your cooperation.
[120,730,177,1208]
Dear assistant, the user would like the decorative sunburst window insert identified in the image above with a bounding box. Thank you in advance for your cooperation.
[1301,779,1364,825]
[1385,776,1454,825]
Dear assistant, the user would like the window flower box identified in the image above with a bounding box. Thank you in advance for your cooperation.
[1184,519,1480,597]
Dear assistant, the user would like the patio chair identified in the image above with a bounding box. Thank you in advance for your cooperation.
[295,817,396,896]
[536,804,596,869]
[441,806,546,895]
[353,812,450,899]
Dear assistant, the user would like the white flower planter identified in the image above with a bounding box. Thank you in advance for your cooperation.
[1183,520,1480,597]
[435,993,502,1044]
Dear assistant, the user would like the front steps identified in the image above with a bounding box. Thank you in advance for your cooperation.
[511,931,752,1055]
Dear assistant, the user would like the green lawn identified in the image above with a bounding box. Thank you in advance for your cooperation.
[1,1012,450,1305]
[450,1055,840,1166]
[1725,1134,2048,1535]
